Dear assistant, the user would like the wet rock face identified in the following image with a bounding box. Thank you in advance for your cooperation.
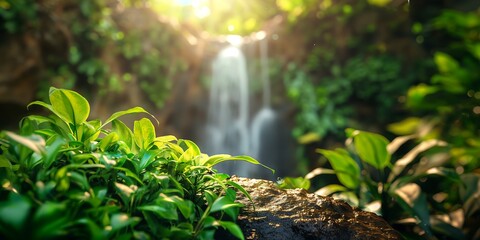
[229,177,402,240]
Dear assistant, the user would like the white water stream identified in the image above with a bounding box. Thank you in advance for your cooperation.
[203,35,281,178]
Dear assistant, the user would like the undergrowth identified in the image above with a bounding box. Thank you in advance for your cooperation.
[0,87,272,239]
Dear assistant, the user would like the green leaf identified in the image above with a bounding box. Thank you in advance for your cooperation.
[137,150,158,172]
[138,204,178,220]
[0,194,31,232]
[202,154,231,166]
[459,173,480,218]
[315,184,350,196]
[112,120,134,150]
[392,183,433,237]
[102,107,157,129]
[55,166,70,191]
[48,87,90,126]
[431,218,465,240]
[43,135,64,169]
[154,135,177,143]
[110,213,140,232]
[163,195,194,220]
[168,175,185,197]
[353,130,391,170]
[317,149,360,189]
[434,52,459,73]
[0,156,12,169]
[205,154,275,173]
[27,100,54,115]
[114,167,144,185]
[304,168,336,179]
[115,182,135,199]
[75,218,104,240]
[178,139,201,156]
[69,171,91,190]
[388,139,447,182]
[387,117,422,136]
[218,221,244,240]
[210,196,242,213]
[6,131,46,155]
[79,120,101,143]
[204,190,217,206]
[134,118,156,150]
[98,132,119,152]
[32,202,70,239]
[227,180,253,205]
[277,176,311,190]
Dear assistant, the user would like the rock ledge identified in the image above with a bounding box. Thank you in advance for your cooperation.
[230,177,402,240]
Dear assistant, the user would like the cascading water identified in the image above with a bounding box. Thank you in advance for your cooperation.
[249,35,280,179]
[204,43,253,177]
[203,34,285,179]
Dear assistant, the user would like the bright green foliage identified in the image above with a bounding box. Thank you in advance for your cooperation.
[284,55,417,141]
[304,129,478,239]
[405,8,480,172]
[347,129,390,170]
[0,87,271,239]
[317,149,359,189]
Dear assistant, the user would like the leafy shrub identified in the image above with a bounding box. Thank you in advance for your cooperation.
[0,87,271,239]
[284,54,416,144]
[406,8,480,171]
[293,129,479,239]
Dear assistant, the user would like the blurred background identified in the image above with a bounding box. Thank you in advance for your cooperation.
[1,0,480,238]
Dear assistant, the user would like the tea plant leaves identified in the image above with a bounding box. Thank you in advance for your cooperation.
[134,118,156,150]
[98,132,119,152]
[0,155,12,169]
[102,106,156,129]
[49,87,90,126]
[6,131,46,155]
[138,204,178,220]
[32,202,70,238]
[110,213,140,232]
[0,194,31,232]
[112,119,134,149]
[0,87,273,240]
[204,154,275,173]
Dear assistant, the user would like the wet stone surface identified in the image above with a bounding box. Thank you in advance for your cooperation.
[225,177,402,240]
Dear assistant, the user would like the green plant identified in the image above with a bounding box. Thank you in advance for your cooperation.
[0,87,272,239]
[1,1,183,108]
[284,53,415,140]
[406,8,480,172]
[0,0,37,34]
[301,128,479,239]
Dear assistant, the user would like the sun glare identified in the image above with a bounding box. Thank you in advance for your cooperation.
[174,0,211,18]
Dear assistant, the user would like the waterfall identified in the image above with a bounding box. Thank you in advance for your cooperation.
[204,44,252,177]
[250,36,280,179]
[203,35,285,179]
